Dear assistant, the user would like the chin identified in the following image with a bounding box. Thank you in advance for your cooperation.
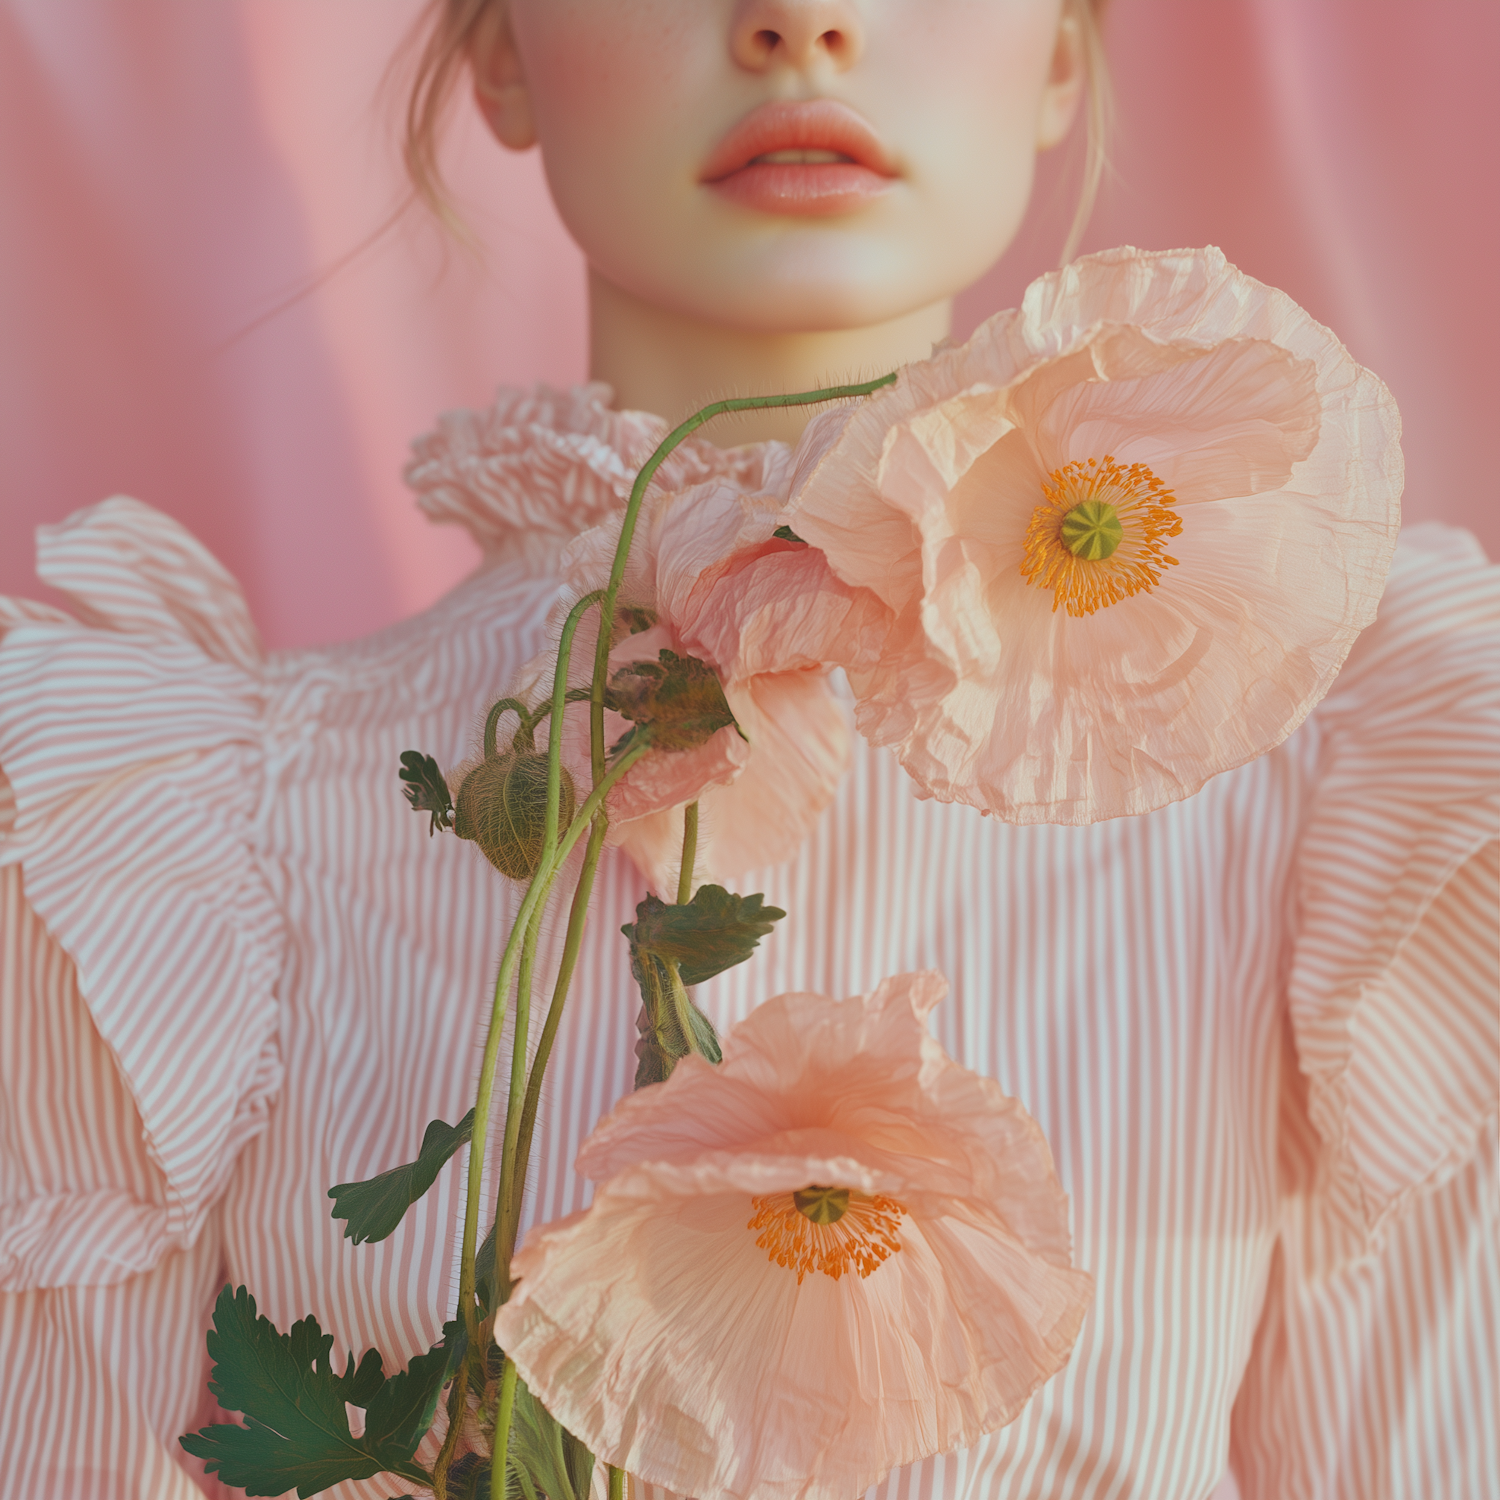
[628,248,979,336]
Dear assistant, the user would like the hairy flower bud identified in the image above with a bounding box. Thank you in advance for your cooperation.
[454,750,576,881]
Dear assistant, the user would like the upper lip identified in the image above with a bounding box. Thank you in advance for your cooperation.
[699,100,898,182]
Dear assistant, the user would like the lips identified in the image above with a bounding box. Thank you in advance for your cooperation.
[700,100,897,216]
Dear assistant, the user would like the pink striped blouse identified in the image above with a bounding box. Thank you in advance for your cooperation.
[1,386,1496,1500]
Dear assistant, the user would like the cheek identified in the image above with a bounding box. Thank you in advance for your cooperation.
[884,2,1061,220]
[509,1,705,212]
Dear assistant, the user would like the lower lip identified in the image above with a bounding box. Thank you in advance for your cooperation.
[706,162,893,216]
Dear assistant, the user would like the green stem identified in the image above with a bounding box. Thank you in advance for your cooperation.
[455,589,607,1337]
[676,801,698,906]
[589,374,899,792]
[545,591,605,852]
[609,1464,625,1500]
[489,589,609,1297]
[432,1369,466,1500]
[507,816,609,1245]
[491,1355,519,1500]
[454,738,651,1341]
[491,896,544,1307]
[483,698,530,758]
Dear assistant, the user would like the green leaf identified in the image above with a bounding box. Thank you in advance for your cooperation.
[363,1340,450,1459]
[329,1110,475,1245]
[623,885,786,987]
[447,1454,493,1500]
[399,750,454,835]
[179,1285,442,1498]
[771,524,806,544]
[476,1220,499,1315]
[630,951,692,1089]
[623,885,783,1086]
[505,1374,592,1500]
[607,650,739,753]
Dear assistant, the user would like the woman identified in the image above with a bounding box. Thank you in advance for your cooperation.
[2,2,1494,1496]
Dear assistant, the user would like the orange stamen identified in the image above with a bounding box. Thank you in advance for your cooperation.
[748,1187,906,1284]
[1020,455,1183,616]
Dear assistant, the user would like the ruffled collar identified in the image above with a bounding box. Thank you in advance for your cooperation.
[404,383,786,569]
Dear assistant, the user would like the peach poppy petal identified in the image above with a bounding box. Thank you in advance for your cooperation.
[614,671,847,891]
[679,540,895,694]
[506,470,851,885]
[1023,333,1323,502]
[786,246,1403,822]
[498,974,1092,1500]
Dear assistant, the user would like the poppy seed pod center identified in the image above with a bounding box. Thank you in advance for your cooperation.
[1060,498,1124,560]
[792,1184,849,1224]
[1021,455,1183,617]
[749,1187,906,1283]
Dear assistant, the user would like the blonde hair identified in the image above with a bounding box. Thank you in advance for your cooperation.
[400,0,1112,264]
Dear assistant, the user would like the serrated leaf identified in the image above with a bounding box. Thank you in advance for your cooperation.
[399,750,454,835]
[623,886,786,987]
[179,1285,440,1498]
[607,650,738,753]
[363,1340,450,1458]
[329,1110,475,1245]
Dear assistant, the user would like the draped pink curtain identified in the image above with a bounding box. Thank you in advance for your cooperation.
[3,0,1495,649]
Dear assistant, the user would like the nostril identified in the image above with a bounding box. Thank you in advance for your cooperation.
[754,29,782,55]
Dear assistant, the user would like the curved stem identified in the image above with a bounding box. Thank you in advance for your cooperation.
[453,738,651,1341]
[676,802,698,906]
[484,698,530,759]
[487,590,609,1297]
[589,373,899,793]
[545,591,605,854]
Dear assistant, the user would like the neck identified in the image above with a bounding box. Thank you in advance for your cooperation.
[588,271,951,447]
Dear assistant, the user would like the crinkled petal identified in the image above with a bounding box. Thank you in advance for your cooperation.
[615,668,849,891]
[786,247,1403,822]
[500,973,1092,1500]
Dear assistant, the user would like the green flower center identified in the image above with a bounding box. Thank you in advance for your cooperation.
[1059,499,1124,560]
[792,1185,850,1225]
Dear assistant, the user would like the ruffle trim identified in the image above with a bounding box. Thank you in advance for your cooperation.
[404,382,782,568]
[1288,523,1499,1277]
[0,498,284,1288]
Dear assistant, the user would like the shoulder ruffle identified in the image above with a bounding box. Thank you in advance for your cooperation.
[0,498,284,1289]
[404,383,782,568]
[1288,523,1499,1276]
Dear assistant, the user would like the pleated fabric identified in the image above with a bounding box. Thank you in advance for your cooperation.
[1,389,1495,1500]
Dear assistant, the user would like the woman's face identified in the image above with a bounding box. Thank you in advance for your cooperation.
[478,0,1083,334]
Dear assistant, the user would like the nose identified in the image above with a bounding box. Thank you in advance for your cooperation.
[730,0,865,73]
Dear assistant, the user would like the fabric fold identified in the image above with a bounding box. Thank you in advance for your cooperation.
[1288,524,1499,1277]
[0,498,284,1289]
[404,382,783,570]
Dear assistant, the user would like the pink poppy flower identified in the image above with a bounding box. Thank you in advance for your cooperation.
[511,466,858,891]
[782,245,1404,822]
[494,972,1093,1500]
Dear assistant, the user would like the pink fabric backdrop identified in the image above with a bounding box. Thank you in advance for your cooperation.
[2,0,1495,649]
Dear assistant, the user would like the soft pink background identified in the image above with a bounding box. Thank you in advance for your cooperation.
[3,0,1496,649]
